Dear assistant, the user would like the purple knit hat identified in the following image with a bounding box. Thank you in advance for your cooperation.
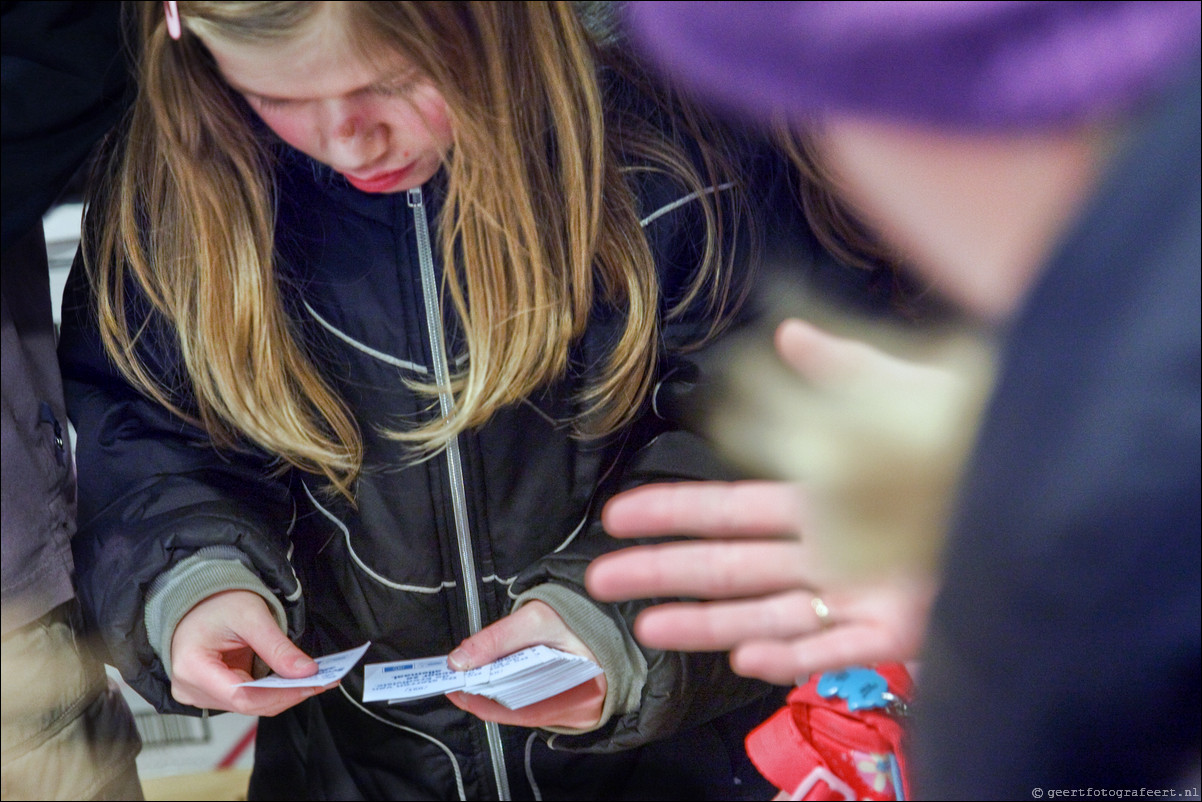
[623,1,1201,130]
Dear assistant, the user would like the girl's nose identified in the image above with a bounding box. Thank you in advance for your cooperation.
[323,102,381,167]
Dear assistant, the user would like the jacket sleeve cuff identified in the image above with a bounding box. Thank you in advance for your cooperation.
[144,547,286,678]
[512,583,647,735]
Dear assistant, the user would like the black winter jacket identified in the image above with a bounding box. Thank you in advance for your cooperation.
[60,130,796,798]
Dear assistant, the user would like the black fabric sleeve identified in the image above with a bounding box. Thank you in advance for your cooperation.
[1,0,130,251]
[509,423,784,752]
[505,160,784,750]
[58,251,304,715]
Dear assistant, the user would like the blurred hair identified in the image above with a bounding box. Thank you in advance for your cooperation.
[773,121,900,273]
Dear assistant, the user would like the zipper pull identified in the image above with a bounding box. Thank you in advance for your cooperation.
[407,187,423,208]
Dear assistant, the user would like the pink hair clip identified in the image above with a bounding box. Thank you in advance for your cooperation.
[164,1,182,40]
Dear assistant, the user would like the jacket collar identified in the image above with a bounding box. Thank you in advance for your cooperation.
[274,143,448,227]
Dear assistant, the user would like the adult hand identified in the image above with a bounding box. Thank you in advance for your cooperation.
[700,317,993,578]
[445,600,606,730]
[169,589,335,716]
[586,481,934,685]
[584,317,982,683]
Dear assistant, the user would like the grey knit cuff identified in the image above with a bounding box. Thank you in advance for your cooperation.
[144,548,286,678]
[512,583,647,735]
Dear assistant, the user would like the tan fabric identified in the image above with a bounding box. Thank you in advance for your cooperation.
[1,601,143,800]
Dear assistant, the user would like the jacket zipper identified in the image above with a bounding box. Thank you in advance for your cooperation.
[408,187,512,801]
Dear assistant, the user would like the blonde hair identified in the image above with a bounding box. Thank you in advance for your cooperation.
[87,1,747,499]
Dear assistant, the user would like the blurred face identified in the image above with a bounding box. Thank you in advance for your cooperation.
[813,117,1103,324]
[199,17,453,194]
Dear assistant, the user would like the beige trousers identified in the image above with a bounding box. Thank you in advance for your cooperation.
[1,600,143,800]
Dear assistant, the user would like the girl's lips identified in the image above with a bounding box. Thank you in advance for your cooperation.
[344,163,414,193]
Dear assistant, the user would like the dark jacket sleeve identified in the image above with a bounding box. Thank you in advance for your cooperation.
[58,253,304,715]
[513,427,779,751]
[506,157,785,750]
[1,0,129,251]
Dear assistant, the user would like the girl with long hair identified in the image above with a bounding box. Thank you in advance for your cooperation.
[58,2,854,798]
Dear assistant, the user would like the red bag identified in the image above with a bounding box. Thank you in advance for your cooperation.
[745,664,912,800]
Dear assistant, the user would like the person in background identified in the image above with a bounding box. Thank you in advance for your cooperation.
[588,1,1201,798]
[1,2,142,799]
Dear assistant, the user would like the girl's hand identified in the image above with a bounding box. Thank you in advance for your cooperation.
[445,600,606,730]
[169,589,336,716]
[586,480,934,684]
